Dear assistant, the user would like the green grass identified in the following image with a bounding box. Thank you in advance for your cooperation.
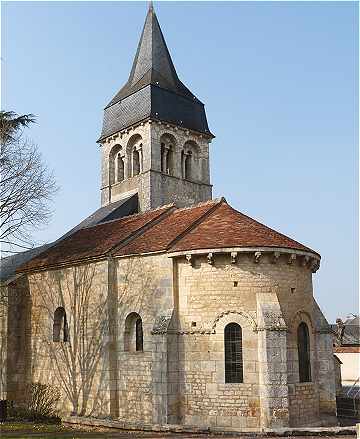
[0,421,88,437]
[0,422,67,431]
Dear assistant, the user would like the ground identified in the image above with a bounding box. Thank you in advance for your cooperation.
[0,423,357,439]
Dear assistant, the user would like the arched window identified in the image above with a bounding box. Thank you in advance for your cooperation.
[124,312,143,352]
[160,135,175,175]
[224,323,243,383]
[117,154,124,182]
[135,318,143,352]
[297,322,311,382]
[161,143,166,173]
[109,144,123,185]
[161,145,174,175]
[132,148,141,176]
[184,151,192,180]
[53,307,69,342]
[166,147,174,175]
[182,140,199,181]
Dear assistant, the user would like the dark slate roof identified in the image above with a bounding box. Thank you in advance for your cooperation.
[0,244,52,283]
[59,194,138,240]
[99,4,212,141]
[1,194,138,281]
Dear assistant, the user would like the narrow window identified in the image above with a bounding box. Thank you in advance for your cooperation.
[53,307,69,342]
[297,322,311,382]
[117,154,124,182]
[184,152,192,180]
[166,146,173,175]
[161,143,166,173]
[133,149,140,176]
[224,323,243,383]
[181,151,185,178]
[136,318,143,351]
[124,312,143,352]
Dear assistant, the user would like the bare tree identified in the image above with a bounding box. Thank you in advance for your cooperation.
[0,111,58,253]
[31,264,109,416]
[29,258,160,417]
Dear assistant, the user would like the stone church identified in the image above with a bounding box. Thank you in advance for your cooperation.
[0,3,337,432]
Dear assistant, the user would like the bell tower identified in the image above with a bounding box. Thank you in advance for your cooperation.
[98,4,214,212]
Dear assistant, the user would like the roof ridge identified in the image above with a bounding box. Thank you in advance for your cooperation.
[225,203,319,256]
[166,198,225,251]
[108,205,176,256]
[82,203,175,231]
[174,197,224,212]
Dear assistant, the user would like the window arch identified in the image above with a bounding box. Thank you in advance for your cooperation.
[160,134,176,175]
[124,312,143,352]
[109,144,123,185]
[53,307,69,342]
[297,322,311,382]
[224,323,243,383]
[182,141,199,181]
[127,134,143,177]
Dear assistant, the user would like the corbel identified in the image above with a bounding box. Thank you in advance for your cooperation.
[288,254,296,265]
[310,259,320,273]
[207,252,214,265]
[272,251,281,264]
[230,252,238,264]
[185,254,194,267]
[254,251,262,264]
[302,255,310,267]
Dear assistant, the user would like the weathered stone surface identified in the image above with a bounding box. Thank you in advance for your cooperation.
[100,121,212,211]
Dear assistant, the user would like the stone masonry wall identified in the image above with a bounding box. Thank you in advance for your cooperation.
[288,383,319,426]
[6,276,32,404]
[28,261,111,417]
[100,120,212,211]
[6,248,336,430]
[172,251,332,430]
[115,254,174,424]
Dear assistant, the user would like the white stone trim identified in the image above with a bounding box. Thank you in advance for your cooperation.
[167,247,320,260]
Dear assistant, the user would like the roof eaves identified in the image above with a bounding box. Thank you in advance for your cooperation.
[225,204,320,257]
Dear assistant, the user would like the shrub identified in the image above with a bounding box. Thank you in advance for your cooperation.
[8,383,61,423]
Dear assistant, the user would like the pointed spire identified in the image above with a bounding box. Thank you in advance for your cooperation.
[100,4,213,141]
[106,3,195,108]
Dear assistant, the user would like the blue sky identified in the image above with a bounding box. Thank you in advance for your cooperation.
[2,1,358,322]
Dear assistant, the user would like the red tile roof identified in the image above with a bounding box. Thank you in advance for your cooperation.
[113,199,218,256]
[19,205,173,271]
[334,346,360,353]
[17,199,318,272]
[170,201,317,254]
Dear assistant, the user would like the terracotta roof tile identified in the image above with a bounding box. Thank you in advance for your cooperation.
[18,199,319,272]
[113,199,219,256]
[169,201,318,255]
[18,206,172,272]
[334,346,360,353]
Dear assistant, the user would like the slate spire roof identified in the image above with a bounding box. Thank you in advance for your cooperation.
[106,2,195,107]
[99,4,212,141]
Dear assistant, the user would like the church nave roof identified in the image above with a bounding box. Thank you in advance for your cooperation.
[17,198,318,273]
